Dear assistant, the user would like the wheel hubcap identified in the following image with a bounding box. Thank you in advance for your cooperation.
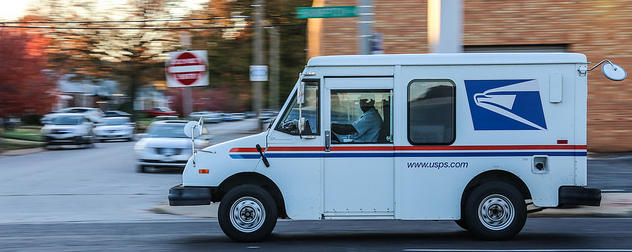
[478,194,515,231]
[230,196,265,233]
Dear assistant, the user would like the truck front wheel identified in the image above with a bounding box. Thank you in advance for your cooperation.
[464,181,526,240]
[218,185,278,242]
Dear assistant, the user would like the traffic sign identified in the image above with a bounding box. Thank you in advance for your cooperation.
[250,65,268,82]
[166,50,209,87]
[296,6,357,19]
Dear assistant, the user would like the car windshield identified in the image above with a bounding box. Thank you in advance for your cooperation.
[102,118,128,125]
[147,123,187,138]
[62,108,89,113]
[52,116,82,125]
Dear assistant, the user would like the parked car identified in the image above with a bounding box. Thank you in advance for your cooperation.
[134,120,211,173]
[41,107,104,124]
[40,113,95,149]
[144,107,177,117]
[103,110,131,117]
[189,111,222,123]
[93,117,135,142]
[222,112,246,122]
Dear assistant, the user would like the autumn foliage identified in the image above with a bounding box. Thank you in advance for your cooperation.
[0,28,56,117]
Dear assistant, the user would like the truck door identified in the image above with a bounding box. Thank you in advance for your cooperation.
[323,77,394,218]
[266,79,323,219]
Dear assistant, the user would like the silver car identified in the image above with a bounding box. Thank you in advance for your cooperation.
[134,120,210,173]
[41,113,95,149]
[94,117,135,142]
[41,107,104,124]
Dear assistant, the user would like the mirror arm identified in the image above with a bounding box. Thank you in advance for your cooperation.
[191,126,197,167]
[588,59,613,71]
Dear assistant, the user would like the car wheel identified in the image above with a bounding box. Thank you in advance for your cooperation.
[218,185,277,242]
[464,181,526,240]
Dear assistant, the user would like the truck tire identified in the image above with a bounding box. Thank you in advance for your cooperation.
[464,181,526,240]
[454,218,469,231]
[218,185,278,242]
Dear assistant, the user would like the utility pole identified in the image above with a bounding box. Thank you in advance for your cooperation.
[253,0,265,117]
[357,0,374,55]
[428,0,463,53]
[266,23,279,110]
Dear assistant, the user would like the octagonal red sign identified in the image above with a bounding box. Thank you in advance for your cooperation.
[166,51,208,87]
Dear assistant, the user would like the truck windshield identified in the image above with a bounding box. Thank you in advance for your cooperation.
[275,80,319,135]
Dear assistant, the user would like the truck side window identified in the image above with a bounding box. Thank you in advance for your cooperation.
[408,80,455,145]
[275,81,319,135]
[331,90,391,144]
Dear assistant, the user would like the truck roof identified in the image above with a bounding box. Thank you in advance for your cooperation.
[306,53,587,67]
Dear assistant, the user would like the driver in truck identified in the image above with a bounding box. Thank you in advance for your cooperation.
[331,94,383,143]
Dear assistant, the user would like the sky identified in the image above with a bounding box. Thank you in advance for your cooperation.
[0,0,37,21]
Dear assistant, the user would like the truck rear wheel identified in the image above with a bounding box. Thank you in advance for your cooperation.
[464,181,526,240]
[218,185,277,242]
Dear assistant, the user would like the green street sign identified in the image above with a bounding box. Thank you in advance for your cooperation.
[296,6,357,19]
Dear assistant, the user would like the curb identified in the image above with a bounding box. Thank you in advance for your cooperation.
[151,193,632,219]
[0,147,45,156]
[149,201,219,218]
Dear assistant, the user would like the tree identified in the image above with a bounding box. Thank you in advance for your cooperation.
[0,28,56,118]
[24,0,185,118]
[186,0,311,112]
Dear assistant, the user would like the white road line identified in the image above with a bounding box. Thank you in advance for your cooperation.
[403,249,632,252]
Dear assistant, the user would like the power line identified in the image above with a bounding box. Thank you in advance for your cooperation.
[0,23,305,30]
[0,18,227,24]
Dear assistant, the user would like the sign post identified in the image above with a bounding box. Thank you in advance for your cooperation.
[166,50,209,118]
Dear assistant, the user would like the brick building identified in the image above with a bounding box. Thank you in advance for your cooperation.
[307,0,632,152]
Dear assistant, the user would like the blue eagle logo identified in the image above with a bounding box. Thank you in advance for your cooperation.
[465,79,547,130]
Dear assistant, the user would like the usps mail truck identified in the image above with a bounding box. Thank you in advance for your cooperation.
[169,53,626,242]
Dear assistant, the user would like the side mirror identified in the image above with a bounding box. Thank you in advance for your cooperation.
[589,59,627,81]
[184,120,203,138]
[602,62,626,81]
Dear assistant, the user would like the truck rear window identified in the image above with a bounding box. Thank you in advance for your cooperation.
[408,80,455,145]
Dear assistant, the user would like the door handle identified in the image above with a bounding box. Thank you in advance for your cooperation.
[325,130,331,152]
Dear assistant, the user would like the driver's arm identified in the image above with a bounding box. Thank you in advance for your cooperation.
[331,123,358,135]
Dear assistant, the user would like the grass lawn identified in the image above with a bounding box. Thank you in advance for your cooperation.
[1,127,43,142]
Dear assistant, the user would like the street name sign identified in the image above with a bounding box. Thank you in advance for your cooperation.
[296,6,357,19]
[166,50,209,87]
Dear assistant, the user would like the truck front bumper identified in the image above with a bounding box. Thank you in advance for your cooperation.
[559,186,602,207]
[168,185,212,206]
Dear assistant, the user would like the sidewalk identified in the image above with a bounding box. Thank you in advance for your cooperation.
[151,192,632,219]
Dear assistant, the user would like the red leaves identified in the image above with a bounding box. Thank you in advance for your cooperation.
[0,28,56,117]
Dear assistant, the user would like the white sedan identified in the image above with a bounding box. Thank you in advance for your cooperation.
[134,120,211,173]
[93,117,135,142]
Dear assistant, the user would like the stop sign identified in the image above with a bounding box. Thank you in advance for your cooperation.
[166,51,209,87]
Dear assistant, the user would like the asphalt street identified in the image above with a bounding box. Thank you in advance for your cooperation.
[2,219,632,252]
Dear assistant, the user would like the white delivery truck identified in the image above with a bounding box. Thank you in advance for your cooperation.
[169,53,626,242]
